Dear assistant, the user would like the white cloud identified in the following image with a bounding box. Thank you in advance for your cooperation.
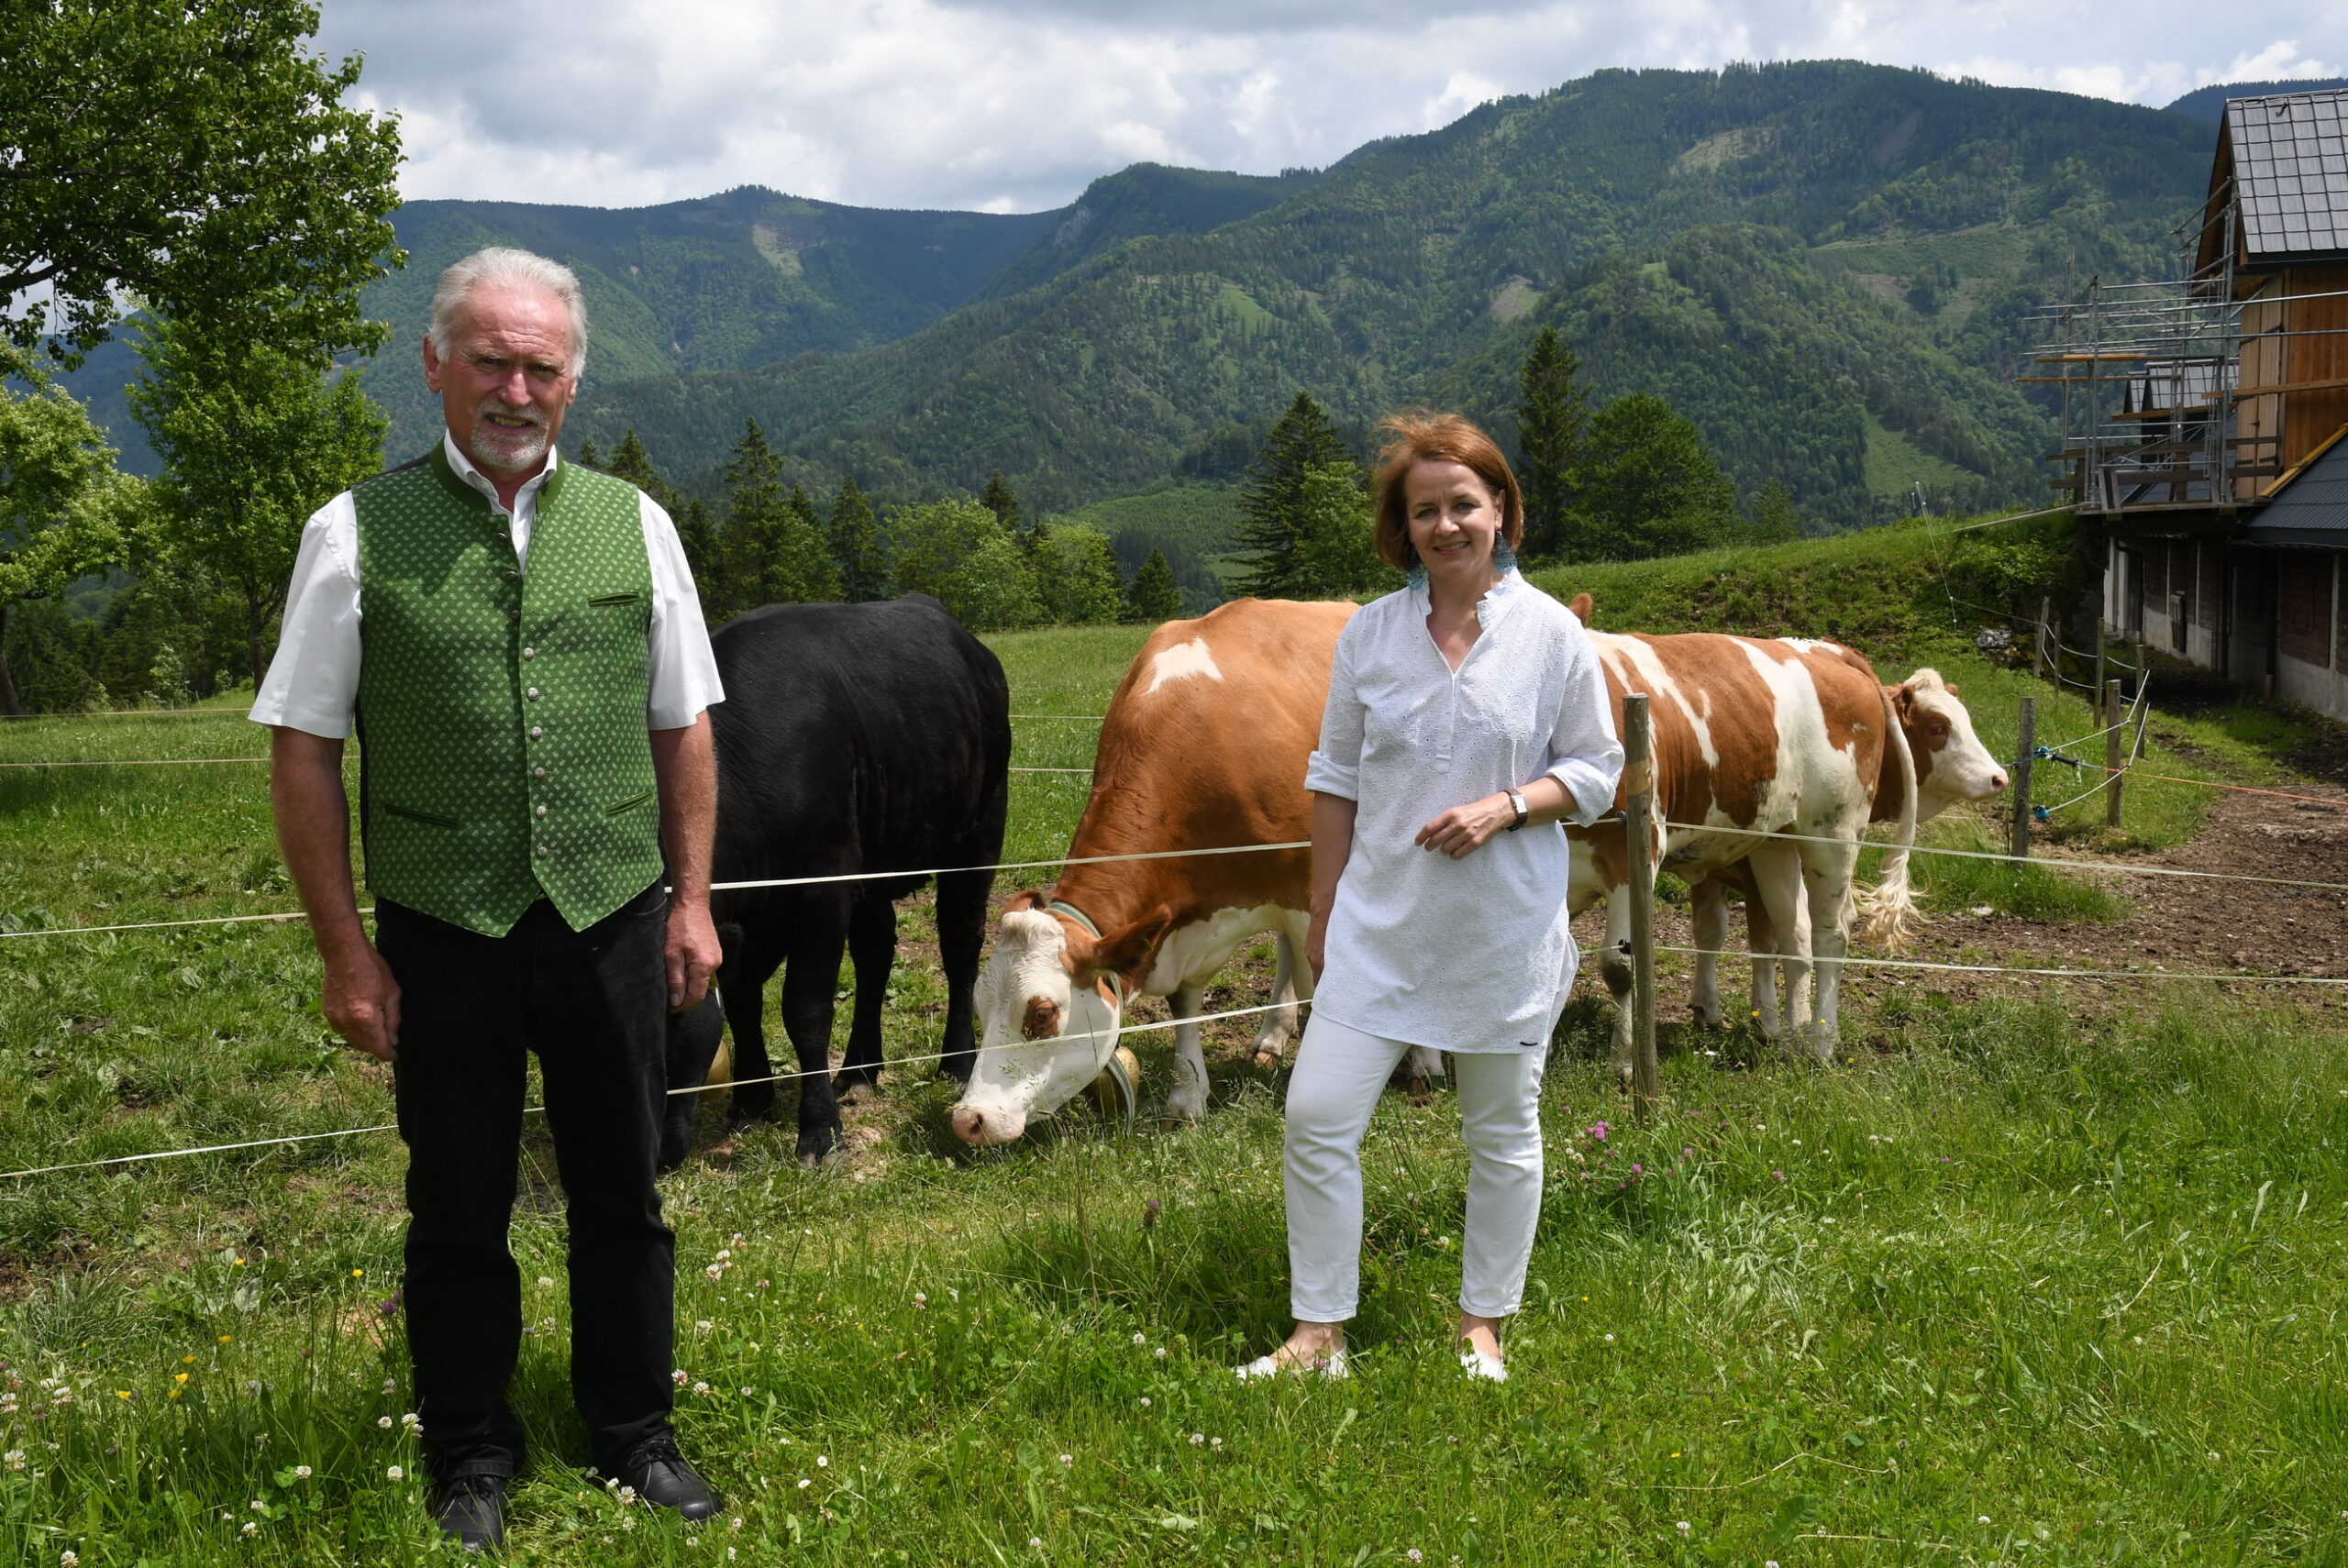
[315,0,2348,213]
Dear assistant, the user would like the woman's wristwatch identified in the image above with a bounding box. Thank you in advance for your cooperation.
[1504,788,1529,832]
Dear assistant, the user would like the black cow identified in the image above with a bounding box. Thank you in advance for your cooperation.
[663,595,1011,1164]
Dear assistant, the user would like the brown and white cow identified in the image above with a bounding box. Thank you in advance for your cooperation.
[1564,629,1917,1070]
[1686,668,2009,1036]
[949,600,1440,1147]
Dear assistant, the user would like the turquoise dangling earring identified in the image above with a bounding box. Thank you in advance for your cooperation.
[1492,540,1519,574]
[1404,545,1426,591]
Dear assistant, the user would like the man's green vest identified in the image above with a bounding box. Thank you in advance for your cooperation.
[353,447,664,937]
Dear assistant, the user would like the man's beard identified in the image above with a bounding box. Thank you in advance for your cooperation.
[469,401,550,474]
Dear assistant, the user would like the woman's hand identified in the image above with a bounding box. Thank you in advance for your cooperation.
[1414,792,1514,859]
[1306,908,1329,984]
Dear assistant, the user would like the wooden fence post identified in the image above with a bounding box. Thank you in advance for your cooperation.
[1621,694,1660,1122]
[2104,679,2125,828]
[2010,697,2036,858]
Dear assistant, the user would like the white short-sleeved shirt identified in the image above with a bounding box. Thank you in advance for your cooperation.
[249,434,725,738]
[1304,570,1623,1053]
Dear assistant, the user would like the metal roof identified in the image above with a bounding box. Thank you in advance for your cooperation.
[2224,89,2348,266]
[2244,431,2348,546]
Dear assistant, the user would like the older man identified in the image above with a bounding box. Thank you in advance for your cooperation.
[253,247,725,1551]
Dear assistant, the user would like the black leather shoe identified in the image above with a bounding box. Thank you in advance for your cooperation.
[431,1473,507,1553]
[615,1436,723,1521]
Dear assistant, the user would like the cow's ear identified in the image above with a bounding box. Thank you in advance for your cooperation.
[1002,889,1049,915]
[1567,592,1593,623]
[1080,911,1172,984]
[1892,683,1920,723]
[1943,679,1960,697]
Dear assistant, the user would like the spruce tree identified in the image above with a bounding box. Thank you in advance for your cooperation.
[1124,547,1182,624]
[674,497,721,607]
[716,418,783,618]
[1234,392,1352,598]
[763,482,839,605]
[978,469,1022,533]
[604,428,681,514]
[826,476,886,602]
[1514,326,1586,561]
[574,436,602,469]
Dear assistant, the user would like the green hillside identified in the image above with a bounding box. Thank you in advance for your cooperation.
[567,61,2210,523]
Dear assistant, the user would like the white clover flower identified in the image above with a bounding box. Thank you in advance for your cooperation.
[61,1553,79,1567]
[705,1265,725,1281]
[672,1369,690,1386]
[251,1500,267,1512]
[693,1382,710,1397]
[294,1465,312,1479]
[797,1478,812,1490]
[1978,1517,1992,1526]
[1210,1437,1222,1451]
[401,1412,419,1430]
[378,1416,393,1429]
[816,1455,828,1468]
[1138,1397,1150,1408]
[4,1452,24,1471]
[241,1522,259,1537]
[1189,1432,1204,1446]
[1028,1539,1043,1551]
[1154,1347,1167,1360]
[1132,1332,1146,1346]
[386,1465,404,1481]
[695,1320,714,1337]
[381,1378,397,1396]
[1058,1454,1071,1467]
[731,1517,743,1530]
[537,1276,555,1288]
[1676,1521,1691,1535]
[619,1485,637,1505]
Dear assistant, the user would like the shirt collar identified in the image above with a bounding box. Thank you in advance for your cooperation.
[440,430,559,514]
[1411,564,1523,625]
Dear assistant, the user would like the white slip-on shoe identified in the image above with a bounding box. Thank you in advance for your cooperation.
[1459,1348,1507,1383]
[1235,1347,1349,1380]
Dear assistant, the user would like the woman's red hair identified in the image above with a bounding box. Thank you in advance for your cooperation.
[1369,410,1523,570]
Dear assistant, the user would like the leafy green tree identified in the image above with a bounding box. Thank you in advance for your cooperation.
[1514,326,1587,560]
[893,499,1040,630]
[127,315,388,687]
[1748,477,1803,544]
[1291,465,1391,597]
[1036,525,1124,625]
[0,358,136,713]
[718,419,835,610]
[1124,547,1183,624]
[1,0,402,366]
[827,477,888,602]
[1564,392,1738,563]
[1234,392,1354,597]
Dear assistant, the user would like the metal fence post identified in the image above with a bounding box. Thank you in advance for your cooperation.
[2010,697,2036,858]
[1621,694,1660,1121]
[2104,679,2125,828]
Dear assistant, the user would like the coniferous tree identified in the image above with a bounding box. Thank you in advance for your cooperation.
[1234,392,1352,598]
[674,497,721,606]
[978,469,1022,533]
[826,476,887,602]
[1563,393,1737,563]
[1124,547,1182,624]
[763,481,839,605]
[1749,478,1802,544]
[719,418,837,610]
[604,428,680,513]
[1514,326,1586,560]
[573,436,602,469]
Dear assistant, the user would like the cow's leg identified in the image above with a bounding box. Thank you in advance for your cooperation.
[1166,982,1211,1124]
[720,915,787,1124]
[1689,874,1728,1031]
[1799,837,1863,1061]
[931,867,993,1085]
[1251,916,1309,1069]
[659,990,725,1171]
[1744,881,1783,1039]
[1600,889,1635,1085]
[1402,1044,1445,1097]
[836,892,895,1102]
[1746,840,1811,1049]
[781,892,852,1163]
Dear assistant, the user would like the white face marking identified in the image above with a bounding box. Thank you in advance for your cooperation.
[1143,638,1223,695]
[1904,676,2006,811]
[953,910,1118,1145]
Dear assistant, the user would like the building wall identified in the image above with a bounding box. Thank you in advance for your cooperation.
[2282,264,2348,474]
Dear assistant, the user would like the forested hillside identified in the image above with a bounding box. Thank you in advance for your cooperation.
[563,61,2211,526]
[52,61,2222,531]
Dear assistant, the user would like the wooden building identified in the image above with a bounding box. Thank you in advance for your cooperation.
[2048,87,2348,717]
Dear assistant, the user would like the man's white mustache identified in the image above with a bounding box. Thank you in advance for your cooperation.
[479,403,545,430]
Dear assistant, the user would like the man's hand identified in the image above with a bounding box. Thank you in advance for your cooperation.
[323,940,403,1062]
[666,899,723,1011]
[1414,792,1513,859]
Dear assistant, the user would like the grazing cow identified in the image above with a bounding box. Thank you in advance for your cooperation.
[1685,668,2010,1036]
[1565,628,1916,1071]
[948,599,1440,1147]
[664,596,1011,1164]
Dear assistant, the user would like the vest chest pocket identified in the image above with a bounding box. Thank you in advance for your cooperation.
[383,802,460,829]
[604,788,657,817]
[587,591,641,607]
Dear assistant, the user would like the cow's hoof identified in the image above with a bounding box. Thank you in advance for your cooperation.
[795,1129,841,1165]
[837,1080,873,1107]
[658,1140,688,1173]
[1163,1092,1208,1126]
[727,1092,778,1125]
[1405,1076,1434,1107]
[1251,1044,1284,1070]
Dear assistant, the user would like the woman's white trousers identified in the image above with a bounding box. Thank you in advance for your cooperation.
[1282,1011,1546,1323]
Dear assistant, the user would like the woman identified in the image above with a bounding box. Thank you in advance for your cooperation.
[1239,412,1622,1383]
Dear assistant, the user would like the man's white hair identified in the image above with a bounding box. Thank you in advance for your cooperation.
[427,248,589,378]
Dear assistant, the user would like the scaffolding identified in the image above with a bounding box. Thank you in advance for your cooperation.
[2034,178,2348,519]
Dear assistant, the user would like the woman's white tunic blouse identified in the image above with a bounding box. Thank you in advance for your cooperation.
[1305,570,1623,1053]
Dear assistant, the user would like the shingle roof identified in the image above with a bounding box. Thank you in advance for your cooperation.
[2244,430,2348,546]
[2224,89,2348,265]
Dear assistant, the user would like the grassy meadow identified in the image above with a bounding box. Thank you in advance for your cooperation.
[5,522,2347,1564]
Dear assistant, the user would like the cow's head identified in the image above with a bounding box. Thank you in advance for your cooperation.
[1893,668,2007,815]
[948,892,1168,1146]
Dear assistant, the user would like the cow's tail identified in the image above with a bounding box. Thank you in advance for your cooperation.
[1855,688,1922,951]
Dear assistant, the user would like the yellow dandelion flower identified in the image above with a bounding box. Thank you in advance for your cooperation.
[116,1390,131,1400]
[183,1356,196,1364]
[218,1335,232,1343]
[175,1374,189,1385]
[351,1269,364,1278]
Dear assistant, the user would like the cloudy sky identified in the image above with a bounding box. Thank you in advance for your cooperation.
[316,0,2345,215]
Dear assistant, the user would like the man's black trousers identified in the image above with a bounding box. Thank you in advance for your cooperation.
[377,881,676,1480]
